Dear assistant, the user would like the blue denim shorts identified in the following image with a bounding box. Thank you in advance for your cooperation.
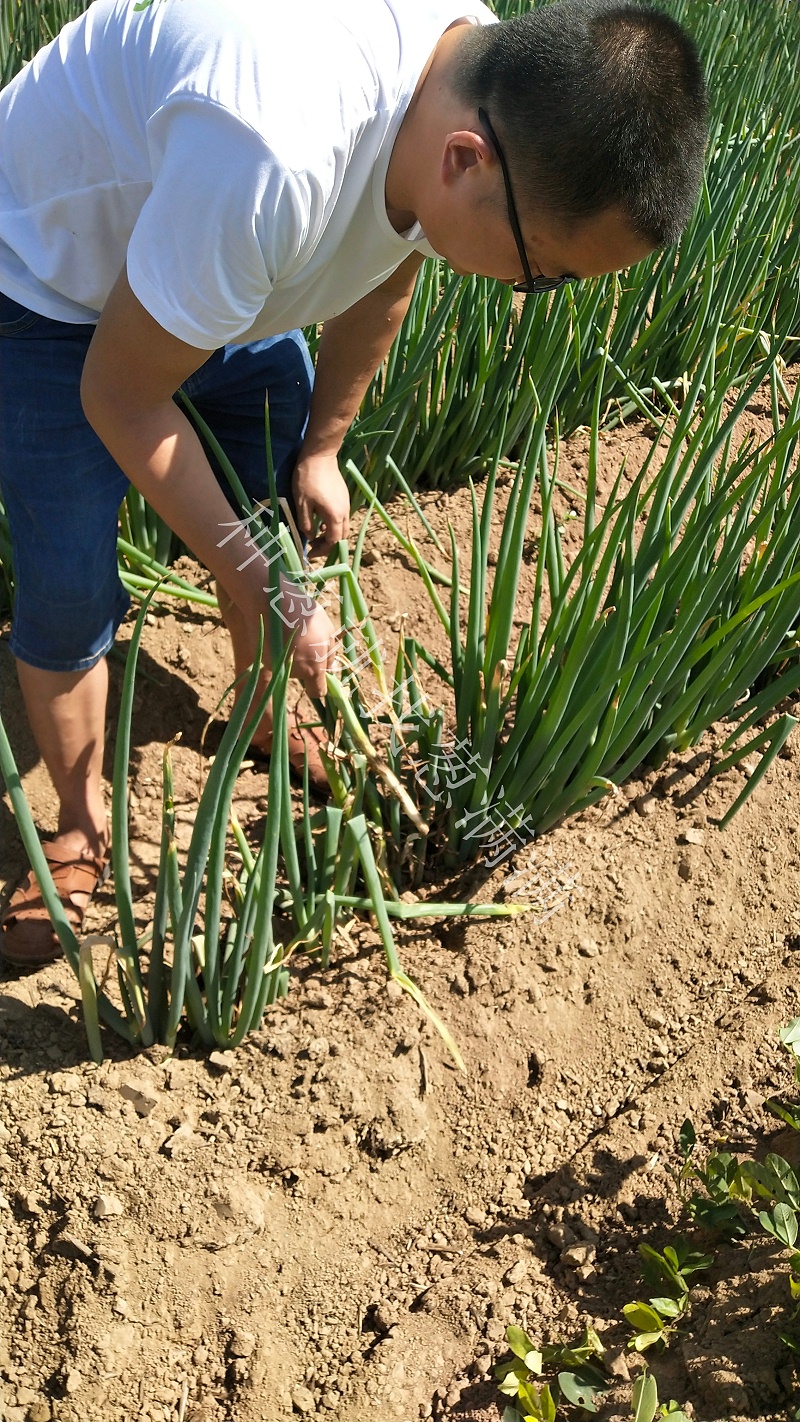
[0,291,313,672]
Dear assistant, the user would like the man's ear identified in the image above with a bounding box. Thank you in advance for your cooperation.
[440,129,493,188]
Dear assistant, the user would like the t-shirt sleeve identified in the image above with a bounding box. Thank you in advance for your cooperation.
[127,98,308,350]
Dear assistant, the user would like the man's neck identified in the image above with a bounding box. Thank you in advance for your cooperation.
[385,20,471,234]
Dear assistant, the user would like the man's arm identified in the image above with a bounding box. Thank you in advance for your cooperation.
[293,251,425,552]
[80,267,334,695]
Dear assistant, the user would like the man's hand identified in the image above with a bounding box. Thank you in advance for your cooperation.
[277,573,337,697]
[293,454,351,556]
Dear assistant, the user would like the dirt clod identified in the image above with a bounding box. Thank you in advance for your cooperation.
[92,1193,124,1219]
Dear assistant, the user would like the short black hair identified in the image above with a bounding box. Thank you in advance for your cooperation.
[453,0,708,246]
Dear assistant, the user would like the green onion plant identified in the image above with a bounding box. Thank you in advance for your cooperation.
[325,288,800,878]
[0,405,523,1065]
[0,0,86,86]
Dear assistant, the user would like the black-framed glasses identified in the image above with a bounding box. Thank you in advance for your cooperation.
[478,107,575,296]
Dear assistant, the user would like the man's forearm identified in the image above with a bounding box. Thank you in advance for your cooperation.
[80,268,277,621]
[82,391,274,621]
[300,253,424,460]
[78,265,336,692]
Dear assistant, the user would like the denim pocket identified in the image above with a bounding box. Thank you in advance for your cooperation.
[0,292,42,335]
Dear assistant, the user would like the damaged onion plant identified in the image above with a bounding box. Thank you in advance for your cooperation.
[0,413,522,1065]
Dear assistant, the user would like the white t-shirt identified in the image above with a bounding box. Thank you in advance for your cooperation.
[0,0,494,348]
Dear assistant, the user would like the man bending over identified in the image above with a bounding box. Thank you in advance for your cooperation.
[0,0,707,964]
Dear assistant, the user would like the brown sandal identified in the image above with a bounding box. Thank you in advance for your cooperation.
[239,709,331,798]
[1,841,109,968]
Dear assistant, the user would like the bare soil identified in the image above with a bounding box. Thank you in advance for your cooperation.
[2,393,800,1422]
